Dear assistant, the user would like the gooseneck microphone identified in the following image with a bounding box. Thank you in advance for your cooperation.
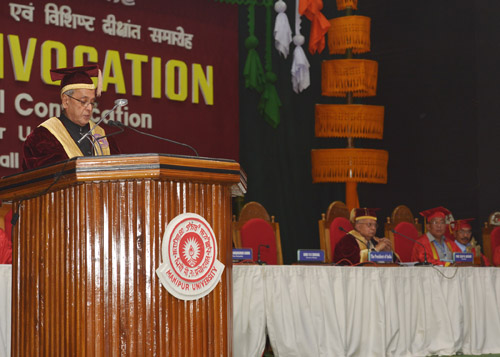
[256,244,270,265]
[391,229,432,266]
[108,120,199,157]
[78,98,128,144]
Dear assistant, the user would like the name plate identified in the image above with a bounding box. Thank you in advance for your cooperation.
[453,252,473,263]
[297,249,325,263]
[233,248,253,261]
[369,251,394,263]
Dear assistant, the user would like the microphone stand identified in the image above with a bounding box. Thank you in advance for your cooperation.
[391,229,432,266]
[78,99,127,144]
[256,244,270,265]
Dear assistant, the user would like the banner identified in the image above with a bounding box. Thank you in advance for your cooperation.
[0,0,239,176]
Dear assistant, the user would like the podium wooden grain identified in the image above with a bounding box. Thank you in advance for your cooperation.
[0,154,245,356]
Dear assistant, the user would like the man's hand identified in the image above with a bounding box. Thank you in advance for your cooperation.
[374,237,392,252]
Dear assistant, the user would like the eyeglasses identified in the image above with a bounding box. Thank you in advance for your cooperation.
[65,94,98,109]
[429,220,446,226]
[358,222,378,229]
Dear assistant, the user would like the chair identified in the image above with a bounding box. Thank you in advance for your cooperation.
[0,203,12,238]
[384,205,422,262]
[232,202,283,265]
[0,203,12,264]
[318,201,353,263]
[482,211,500,263]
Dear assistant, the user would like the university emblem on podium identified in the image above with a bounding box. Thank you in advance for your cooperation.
[156,213,225,300]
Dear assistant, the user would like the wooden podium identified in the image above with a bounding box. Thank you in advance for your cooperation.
[0,154,245,356]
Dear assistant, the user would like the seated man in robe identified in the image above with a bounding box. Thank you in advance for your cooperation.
[411,206,457,266]
[449,218,490,266]
[22,65,120,171]
[333,208,395,265]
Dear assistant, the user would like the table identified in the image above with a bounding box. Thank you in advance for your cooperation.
[232,265,500,357]
[2,264,500,357]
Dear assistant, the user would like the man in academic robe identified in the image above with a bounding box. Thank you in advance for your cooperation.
[22,65,120,171]
[449,218,490,266]
[333,208,395,265]
[411,206,458,266]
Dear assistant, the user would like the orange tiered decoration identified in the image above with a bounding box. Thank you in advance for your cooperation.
[321,59,378,97]
[311,3,388,211]
[328,16,370,55]
[311,148,388,184]
[315,104,384,139]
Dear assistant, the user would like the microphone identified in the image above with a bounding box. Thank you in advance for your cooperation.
[391,229,432,266]
[108,120,199,157]
[78,99,128,144]
[256,244,270,265]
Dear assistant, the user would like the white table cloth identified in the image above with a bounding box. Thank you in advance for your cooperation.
[233,265,500,357]
[2,265,500,357]
[0,265,12,357]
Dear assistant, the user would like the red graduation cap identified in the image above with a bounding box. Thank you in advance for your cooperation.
[350,208,380,222]
[50,64,102,97]
[449,218,474,232]
[419,206,451,222]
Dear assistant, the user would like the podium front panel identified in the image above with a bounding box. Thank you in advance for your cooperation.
[1,155,242,357]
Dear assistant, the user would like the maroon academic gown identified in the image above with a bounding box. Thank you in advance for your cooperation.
[22,120,120,171]
[333,231,380,265]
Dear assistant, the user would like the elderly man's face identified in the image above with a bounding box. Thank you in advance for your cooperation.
[62,88,96,127]
[428,217,446,238]
[354,219,377,240]
[455,228,473,245]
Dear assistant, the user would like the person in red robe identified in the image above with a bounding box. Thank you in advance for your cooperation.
[493,246,500,267]
[449,218,490,266]
[333,208,395,265]
[411,206,459,266]
[22,65,120,171]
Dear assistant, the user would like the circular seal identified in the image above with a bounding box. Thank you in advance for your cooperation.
[156,213,225,300]
[167,216,216,283]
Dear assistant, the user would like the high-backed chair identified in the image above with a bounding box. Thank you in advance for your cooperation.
[0,203,12,237]
[318,201,353,263]
[384,205,422,262]
[232,201,283,265]
[482,211,500,263]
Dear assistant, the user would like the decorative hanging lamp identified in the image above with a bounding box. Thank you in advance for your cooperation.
[315,104,384,139]
[321,59,378,97]
[311,148,388,184]
[311,1,388,211]
[328,15,370,55]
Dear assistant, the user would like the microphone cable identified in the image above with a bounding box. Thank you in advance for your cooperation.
[108,120,199,157]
